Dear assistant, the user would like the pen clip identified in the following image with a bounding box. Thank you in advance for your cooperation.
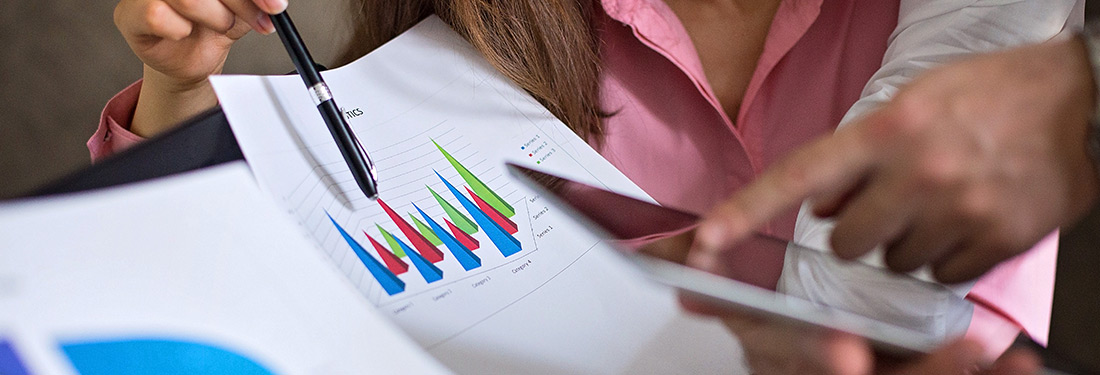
[347,126,376,177]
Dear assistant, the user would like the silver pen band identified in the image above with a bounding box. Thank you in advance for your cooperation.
[309,82,333,106]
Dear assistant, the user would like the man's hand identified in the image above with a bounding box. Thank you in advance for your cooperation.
[690,37,1100,283]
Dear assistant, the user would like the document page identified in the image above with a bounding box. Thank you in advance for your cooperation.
[0,163,449,375]
[212,16,741,374]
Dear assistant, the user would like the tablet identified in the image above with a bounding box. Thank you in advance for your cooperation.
[506,163,968,357]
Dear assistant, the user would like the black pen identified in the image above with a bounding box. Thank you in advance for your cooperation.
[270,11,379,200]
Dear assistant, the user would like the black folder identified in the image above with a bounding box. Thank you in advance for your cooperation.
[31,108,242,197]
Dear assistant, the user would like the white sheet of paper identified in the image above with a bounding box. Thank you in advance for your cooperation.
[0,163,449,375]
[212,16,742,374]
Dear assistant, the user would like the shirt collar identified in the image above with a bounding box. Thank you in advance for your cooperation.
[600,0,824,126]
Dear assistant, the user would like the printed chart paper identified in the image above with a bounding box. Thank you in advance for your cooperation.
[0,163,449,375]
[213,16,741,374]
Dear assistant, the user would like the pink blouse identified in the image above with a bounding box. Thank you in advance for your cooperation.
[92,0,1074,358]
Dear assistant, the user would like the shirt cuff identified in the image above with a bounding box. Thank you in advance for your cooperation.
[88,80,147,162]
[965,231,1059,358]
[966,302,1026,360]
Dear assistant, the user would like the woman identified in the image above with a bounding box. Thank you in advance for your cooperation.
[98,0,1080,371]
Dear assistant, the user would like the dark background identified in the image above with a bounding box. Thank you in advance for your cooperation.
[1,1,1097,372]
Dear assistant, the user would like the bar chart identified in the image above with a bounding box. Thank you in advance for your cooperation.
[328,141,525,296]
[215,17,670,355]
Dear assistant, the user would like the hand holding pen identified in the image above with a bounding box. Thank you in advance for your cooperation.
[115,0,379,199]
[114,0,289,137]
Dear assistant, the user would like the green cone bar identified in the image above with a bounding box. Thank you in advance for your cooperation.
[433,140,515,217]
[375,224,406,258]
[428,185,478,234]
[410,213,443,246]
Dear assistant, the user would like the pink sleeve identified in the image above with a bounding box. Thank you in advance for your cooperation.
[964,231,1058,358]
[88,80,147,162]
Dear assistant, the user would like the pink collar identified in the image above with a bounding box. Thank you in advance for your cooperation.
[599,0,823,128]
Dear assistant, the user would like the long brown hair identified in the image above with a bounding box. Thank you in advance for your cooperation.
[339,0,605,141]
